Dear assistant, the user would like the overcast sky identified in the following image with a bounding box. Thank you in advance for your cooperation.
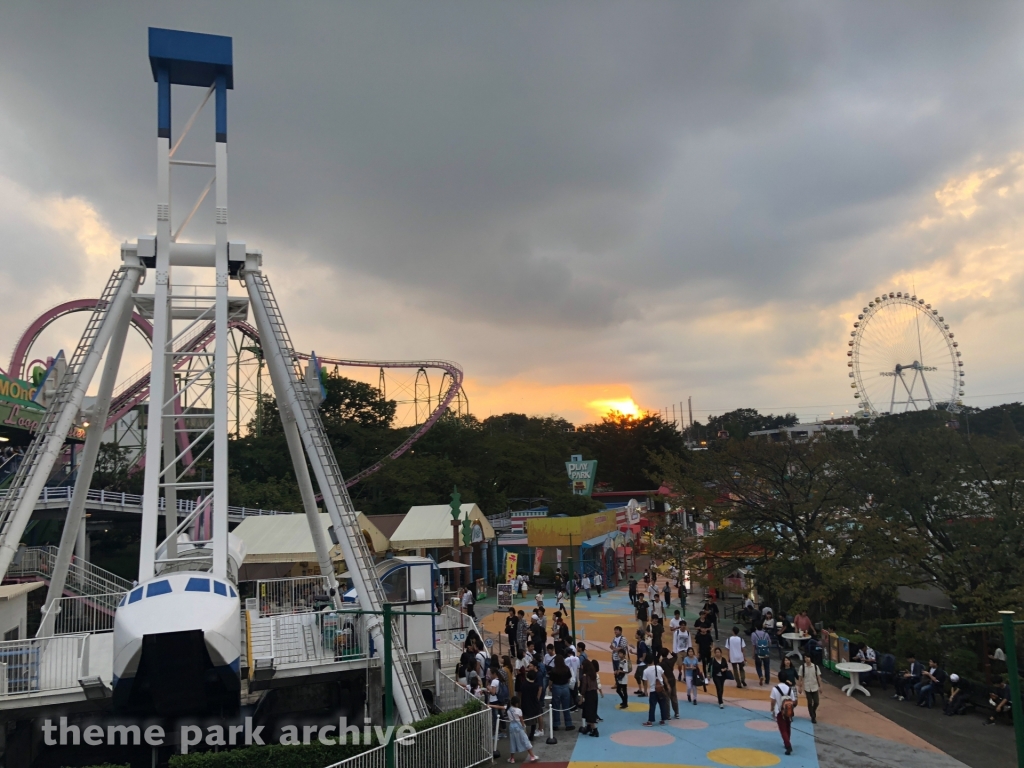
[2,2,1024,424]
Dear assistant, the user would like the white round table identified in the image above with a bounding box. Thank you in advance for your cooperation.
[835,662,873,697]
[781,632,811,653]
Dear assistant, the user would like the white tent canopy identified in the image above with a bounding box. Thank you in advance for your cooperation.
[232,512,390,565]
[388,503,494,551]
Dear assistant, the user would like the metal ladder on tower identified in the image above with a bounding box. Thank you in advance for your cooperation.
[244,268,429,723]
[0,267,135,579]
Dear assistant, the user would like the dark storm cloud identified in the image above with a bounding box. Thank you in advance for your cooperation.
[1,1,1024,334]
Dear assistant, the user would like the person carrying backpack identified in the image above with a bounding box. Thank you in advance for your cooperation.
[751,625,772,686]
[770,672,797,756]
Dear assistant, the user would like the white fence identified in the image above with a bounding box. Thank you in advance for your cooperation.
[0,486,290,522]
[249,609,370,668]
[46,593,126,635]
[255,575,332,616]
[0,634,87,696]
[435,605,480,667]
[435,672,479,712]
[324,708,492,768]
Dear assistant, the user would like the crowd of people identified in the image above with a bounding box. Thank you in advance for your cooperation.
[455,565,1014,762]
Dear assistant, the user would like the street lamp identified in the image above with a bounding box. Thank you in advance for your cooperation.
[449,487,462,591]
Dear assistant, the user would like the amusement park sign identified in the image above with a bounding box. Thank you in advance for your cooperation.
[0,373,85,442]
[566,454,597,496]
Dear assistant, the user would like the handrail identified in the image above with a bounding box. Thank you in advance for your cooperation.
[0,485,291,519]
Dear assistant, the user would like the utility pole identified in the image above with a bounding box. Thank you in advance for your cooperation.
[567,534,577,642]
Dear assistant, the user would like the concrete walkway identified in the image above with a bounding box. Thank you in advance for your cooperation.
[480,582,976,768]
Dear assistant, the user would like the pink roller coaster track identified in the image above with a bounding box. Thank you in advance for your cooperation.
[9,304,463,488]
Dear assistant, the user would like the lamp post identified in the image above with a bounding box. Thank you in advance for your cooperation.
[449,487,462,592]
[566,533,576,642]
[940,612,1024,768]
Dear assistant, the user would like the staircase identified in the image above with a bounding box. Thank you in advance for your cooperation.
[246,270,429,722]
[7,546,132,594]
[0,268,136,580]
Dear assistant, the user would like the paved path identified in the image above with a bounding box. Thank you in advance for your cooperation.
[480,581,973,768]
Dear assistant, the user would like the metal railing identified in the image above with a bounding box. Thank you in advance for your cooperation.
[256,575,332,617]
[0,485,291,521]
[0,634,87,696]
[323,707,492,768]
[46,592,126,635]
[435,605,480,667]
[249,609,370,668]
[435,672,479,712]
[395,706,492,768]
[8,545,133,598]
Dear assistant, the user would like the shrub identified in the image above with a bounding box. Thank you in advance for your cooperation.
[170,740,375,768]
[168,699,483,768]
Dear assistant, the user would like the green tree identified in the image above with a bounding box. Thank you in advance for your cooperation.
[575,412,683,491]
[651,431,894,617]
[854,418,1024,623]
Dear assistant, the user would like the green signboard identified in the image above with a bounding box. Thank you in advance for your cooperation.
[0,373,41,408]
[566,454,598,496]
[0,372,84,443]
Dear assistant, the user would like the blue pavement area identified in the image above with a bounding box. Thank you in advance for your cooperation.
[557,584,817,767]
[565,695,818,768]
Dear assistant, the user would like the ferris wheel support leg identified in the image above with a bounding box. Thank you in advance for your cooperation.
[39,269,140,637]
[919,370,935,410]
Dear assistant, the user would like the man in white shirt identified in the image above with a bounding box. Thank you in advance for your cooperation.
[770,672,797,755]
[581,574,592,600]
[651,595,664,620]
[461,588,476,619]
[642,662,670,726]
[609,626,628,672]
[672,621,692,680]
[725,626,747,688]
[565,648,581,709]
[669,611,681,631]
[593,571,603,597]
[797,651,821,724]
[647,580,660,603]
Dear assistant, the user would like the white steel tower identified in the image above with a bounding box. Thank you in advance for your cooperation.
[0,28,428,722]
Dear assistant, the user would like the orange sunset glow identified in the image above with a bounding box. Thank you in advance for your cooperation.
[587,397,642,419]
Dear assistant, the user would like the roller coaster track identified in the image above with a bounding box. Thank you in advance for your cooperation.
[11,304,463,488]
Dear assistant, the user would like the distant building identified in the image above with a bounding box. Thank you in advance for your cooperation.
[748,421,859,442]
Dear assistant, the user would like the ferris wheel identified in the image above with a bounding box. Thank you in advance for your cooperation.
[848,291,964,415]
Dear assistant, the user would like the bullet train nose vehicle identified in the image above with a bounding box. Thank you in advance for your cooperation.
[111,534,246,715]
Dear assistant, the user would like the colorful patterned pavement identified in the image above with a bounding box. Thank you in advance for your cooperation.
[483,584,818,767]
[482,582,970,768]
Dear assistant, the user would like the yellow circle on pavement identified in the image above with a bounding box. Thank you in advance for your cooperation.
[707,747,781,767]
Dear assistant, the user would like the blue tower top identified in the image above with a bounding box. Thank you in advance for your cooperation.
[148,28,232,143]
[148,28,233,89]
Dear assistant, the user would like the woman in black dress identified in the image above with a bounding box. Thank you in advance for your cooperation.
[579,659,600,737]
[709,647,730,709]
[519,668,544,739]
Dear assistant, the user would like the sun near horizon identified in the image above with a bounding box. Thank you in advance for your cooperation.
[587,397,642,419]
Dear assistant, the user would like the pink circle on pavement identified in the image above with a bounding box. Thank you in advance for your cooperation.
[610,729,675,746]
[745,719,778,731]
[669,719,709,730]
